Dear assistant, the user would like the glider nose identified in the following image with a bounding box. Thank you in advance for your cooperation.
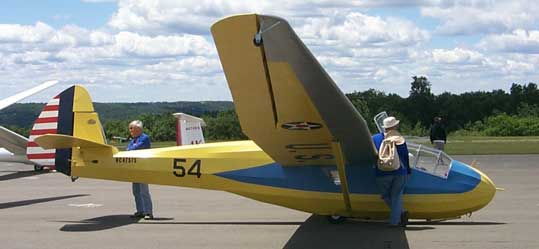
[449,160,496,215]
[481,169,496,200]
[468,164,497,210]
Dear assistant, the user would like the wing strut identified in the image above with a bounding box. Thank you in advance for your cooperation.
[332,141,352,214]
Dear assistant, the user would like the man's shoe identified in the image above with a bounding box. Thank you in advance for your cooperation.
[400,211,409,227]
[144,214,154,220]
[130,212,144,218]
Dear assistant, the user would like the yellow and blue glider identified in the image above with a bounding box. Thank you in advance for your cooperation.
[35,14,496,222]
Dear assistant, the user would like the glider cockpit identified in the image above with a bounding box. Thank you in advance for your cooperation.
[408,143,452,179]
[374,111,452,179]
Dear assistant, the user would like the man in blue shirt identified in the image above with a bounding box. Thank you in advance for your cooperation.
[127,120,153,220]
[372,116,410,227]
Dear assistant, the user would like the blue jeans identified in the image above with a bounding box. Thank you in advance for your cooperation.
[376,175,406,225]
[132,183,153,215]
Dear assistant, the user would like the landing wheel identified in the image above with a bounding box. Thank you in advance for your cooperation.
[326,215,347,224]
[34,165,43,171]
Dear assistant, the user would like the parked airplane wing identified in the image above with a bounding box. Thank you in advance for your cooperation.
[0,80,59,111]
[0,80,59,167]
[0,125,28,155]
[212,14,377,166]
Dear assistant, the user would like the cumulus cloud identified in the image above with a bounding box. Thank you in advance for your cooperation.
[478,29,539,54]
[108,0,260,34]
[0,22,116,50]
[502,59,535,74]
[106,0,435,36]
[298,13,429,48]
[13,51,52,64]
[0,22,55,43]
[421,0,539,35]
[432,48,484,64]
[113,32,214,57]
[1,0,539,102]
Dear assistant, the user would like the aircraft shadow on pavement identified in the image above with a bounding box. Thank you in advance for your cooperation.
[60,215,142,232]
[140,221,304,225]
[283,215,433,249]
[59,215,174,232]
[60,215,301,232]
[0,194,88,210]
[410,221,506,226]
[0,170,47,181]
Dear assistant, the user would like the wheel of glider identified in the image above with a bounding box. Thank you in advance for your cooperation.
[34,165,43,171]
[326,215,347,224]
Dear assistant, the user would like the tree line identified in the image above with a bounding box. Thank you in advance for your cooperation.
[105,77,539,141]
[1,77,538,140]
[102,110,246,142]
[347,76,539,136]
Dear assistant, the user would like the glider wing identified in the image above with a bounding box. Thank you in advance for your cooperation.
[212,14,377,167]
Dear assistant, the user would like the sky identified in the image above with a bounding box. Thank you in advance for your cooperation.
[0,0,538,102]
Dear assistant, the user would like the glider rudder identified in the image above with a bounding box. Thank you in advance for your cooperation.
[31,85,109,175]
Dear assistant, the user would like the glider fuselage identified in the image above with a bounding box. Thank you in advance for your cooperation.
[69,140,496,220]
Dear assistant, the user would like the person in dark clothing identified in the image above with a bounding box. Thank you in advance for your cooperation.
[430,117,447,151]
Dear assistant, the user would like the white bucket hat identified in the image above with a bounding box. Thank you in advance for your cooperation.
[382,116,400,129]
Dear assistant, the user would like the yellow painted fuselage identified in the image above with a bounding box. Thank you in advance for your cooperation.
[70,140,496,220]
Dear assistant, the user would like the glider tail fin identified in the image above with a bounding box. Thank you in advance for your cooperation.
[30,85,110,175]
[173,113,206,146]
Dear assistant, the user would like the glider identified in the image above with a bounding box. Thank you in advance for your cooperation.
[34,14,496,222]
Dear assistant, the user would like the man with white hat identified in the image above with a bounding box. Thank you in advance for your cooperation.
[372,116,410,227]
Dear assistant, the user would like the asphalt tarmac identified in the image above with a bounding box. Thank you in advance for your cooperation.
[0,155,537,249]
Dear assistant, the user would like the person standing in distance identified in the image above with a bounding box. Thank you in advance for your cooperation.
[372,116,411,227]
[430,116,447,151]
[127,120,154,220]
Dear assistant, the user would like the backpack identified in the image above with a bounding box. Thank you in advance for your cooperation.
[377,137,401,171]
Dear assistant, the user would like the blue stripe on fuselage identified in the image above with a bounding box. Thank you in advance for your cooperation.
[215,160,481,195]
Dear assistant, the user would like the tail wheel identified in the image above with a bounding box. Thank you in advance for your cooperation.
[34,165,43,171]
[326,215,347,224]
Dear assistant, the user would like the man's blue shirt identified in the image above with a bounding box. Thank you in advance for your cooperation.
[127,133,151,151]
[372,133,410,176]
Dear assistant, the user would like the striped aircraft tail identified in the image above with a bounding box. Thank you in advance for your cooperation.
[27,96,60,169]
[28,85,107,175]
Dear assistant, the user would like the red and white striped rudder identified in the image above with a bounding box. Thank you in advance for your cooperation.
[26,96,59,169]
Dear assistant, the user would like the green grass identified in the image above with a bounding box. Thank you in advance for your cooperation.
[408,136,539,155]
[151,141,178,148]
[113,136,539,155]
[110,140,177,151]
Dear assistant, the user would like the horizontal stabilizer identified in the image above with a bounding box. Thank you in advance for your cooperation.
[34,134,117,153]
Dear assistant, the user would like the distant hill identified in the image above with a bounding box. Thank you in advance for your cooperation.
[0,101,234,129]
